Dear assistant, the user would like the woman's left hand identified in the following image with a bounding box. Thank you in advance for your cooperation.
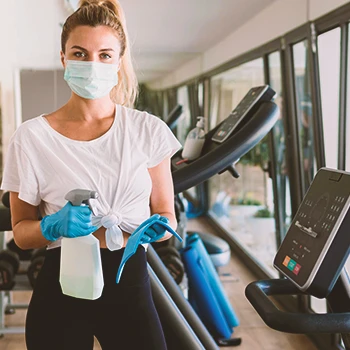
[140,216,169,244]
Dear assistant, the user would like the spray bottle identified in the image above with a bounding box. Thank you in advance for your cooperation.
[181,116,206,161]
[59,189,103,300]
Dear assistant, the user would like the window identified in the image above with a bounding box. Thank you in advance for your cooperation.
[268,51,292,240]
[208,59,278,277]
[293,41,316,191]
[318,28,341,169]
[346,25,350,171]
[176,86,191,146]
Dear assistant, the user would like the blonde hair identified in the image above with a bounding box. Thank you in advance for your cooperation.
[61,0,138,107]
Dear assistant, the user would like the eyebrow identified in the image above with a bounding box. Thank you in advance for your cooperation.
[70,45,115,52]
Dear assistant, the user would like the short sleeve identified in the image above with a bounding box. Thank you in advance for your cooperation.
[147,117,182,168]
[0,139,41,206]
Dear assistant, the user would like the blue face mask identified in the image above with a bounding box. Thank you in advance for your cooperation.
[64,60,119,100]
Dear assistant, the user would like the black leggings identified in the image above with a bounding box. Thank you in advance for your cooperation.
[25,246,167,350]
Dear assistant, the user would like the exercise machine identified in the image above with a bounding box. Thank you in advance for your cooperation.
[149,85,279,349]
[245,167,350,349]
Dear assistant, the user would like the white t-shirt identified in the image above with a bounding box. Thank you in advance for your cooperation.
[0,104,182,250]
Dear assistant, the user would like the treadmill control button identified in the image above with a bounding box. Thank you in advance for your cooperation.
[283,256,290,267]
[293,264,301,275]
[287,259,297,271]
[329,172,342,182]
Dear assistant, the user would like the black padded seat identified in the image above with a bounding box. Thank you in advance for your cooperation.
[187,231,230,267]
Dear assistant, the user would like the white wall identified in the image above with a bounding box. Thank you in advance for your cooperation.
[148,0,350,90]
[0,0,68,153]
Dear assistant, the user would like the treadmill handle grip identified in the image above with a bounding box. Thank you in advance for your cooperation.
[245,279,350,334]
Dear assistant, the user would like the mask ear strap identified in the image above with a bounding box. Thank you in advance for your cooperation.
[116,59,121,72]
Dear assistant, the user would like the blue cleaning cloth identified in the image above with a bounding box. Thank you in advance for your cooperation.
[116,214,182,283]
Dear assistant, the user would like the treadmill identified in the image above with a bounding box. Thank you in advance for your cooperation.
[245,168,350,349]
[148,85,279,349]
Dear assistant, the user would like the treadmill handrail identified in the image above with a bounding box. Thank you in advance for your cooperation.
[166,104,183,131]
[172,101,279,195]
[245,279,350,334]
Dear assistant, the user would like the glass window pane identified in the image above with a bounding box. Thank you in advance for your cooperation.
[208,59,278,277]
[313,28,341,314]
[176,86,191,145]
[293,41,316,191]
[318,28,341,169]
[346,25,350,172]
[268,52,292,239]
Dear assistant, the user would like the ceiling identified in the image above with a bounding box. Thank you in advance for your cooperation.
[117,0,276,83]
[63,0,277,83]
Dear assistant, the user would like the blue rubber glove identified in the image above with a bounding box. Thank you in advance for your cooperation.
[40,202,98,241]
[139,215,169,244]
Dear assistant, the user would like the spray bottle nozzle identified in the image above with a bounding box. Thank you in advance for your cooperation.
[64,189,99,216]
[196,116,205,128]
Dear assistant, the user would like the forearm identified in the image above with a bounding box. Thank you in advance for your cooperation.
[13,220,51,250]
[155,211,178,242]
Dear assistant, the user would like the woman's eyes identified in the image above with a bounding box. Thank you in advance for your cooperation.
[72,52,111,60]
[73,51,86,58]
[100,53,112,59]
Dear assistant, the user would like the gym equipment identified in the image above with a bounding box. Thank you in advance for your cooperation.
[0,250,20,290]
[171,85,278,194]
[27,248,46,289]
[182,245,233,339]
[274,168,349,298]
[156,246,182,260]
[1,191,10,208]
[158,251,185,285]
[148,245,218,350]
[245,168,350,349]
[7,239,34,261]
[184,234,240,329]
[149,85,278,350]
[165,104,183,132]
[188,231,231,268]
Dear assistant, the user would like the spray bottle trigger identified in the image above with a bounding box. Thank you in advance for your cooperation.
[83,198,98,216]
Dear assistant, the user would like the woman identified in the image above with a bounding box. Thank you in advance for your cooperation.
[0,1,181,349]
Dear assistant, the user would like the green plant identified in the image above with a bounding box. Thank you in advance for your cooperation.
[239,135,270,169]
[234,198,262,206]
[253,207,274,218]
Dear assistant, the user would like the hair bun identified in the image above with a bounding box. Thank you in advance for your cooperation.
[79,0,118,13]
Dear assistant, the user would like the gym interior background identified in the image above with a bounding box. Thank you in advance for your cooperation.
[0,0,350,349]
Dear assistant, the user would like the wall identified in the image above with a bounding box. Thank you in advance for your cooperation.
[0,0,68,154]
[147,0,350,90]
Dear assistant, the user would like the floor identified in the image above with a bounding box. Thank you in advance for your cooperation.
[0,217,318,350]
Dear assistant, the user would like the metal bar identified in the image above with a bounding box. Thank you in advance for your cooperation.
[307,23,325,170]
[147,246,219,350]
[0,326,25,334]
[264,53,283,248]
[148,264,206,350]
[338,24,348,170]
[281,37,304,215]
[6,303,28,310]
[327,270,350,349]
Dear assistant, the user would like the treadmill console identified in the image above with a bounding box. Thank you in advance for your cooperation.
[274,168,350,298]
[211,85,276,143]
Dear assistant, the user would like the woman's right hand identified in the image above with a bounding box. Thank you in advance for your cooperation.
[40,202,98,241]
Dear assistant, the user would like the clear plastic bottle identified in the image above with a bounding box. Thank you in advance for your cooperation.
[60,235,104,300]
[59,190,103,300]
[181,117,206,161]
